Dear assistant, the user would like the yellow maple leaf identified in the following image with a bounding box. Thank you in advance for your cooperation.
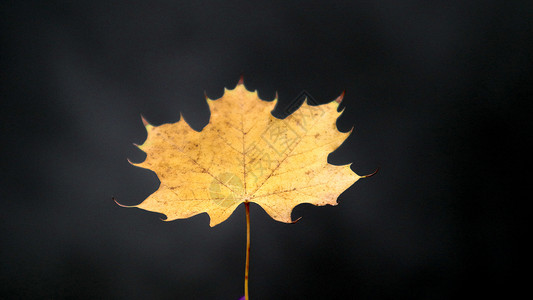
[118,80,366,227]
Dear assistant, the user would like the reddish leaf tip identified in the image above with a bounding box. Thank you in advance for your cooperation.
[113,197,127,207]
[127,158,141,166]
[361,167,379,178]
[113,197,138,208]
[290,216,303,224]
[140,114,151,127]
[335,90,346,104]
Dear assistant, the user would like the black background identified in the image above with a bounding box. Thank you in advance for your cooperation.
[1,1,530,299]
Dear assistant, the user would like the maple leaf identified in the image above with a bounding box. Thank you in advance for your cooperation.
[118,80,365,227]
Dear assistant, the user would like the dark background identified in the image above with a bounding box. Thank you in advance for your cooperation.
[1,0,530,299]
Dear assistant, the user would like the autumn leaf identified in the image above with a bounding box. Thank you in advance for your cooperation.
[118,80,363,226]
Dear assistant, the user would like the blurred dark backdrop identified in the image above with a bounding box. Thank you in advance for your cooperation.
[1,0,530,299]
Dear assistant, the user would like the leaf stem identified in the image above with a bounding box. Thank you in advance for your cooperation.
[244,202,251,300]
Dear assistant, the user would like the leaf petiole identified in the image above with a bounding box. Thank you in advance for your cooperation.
[244,202,251,300]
